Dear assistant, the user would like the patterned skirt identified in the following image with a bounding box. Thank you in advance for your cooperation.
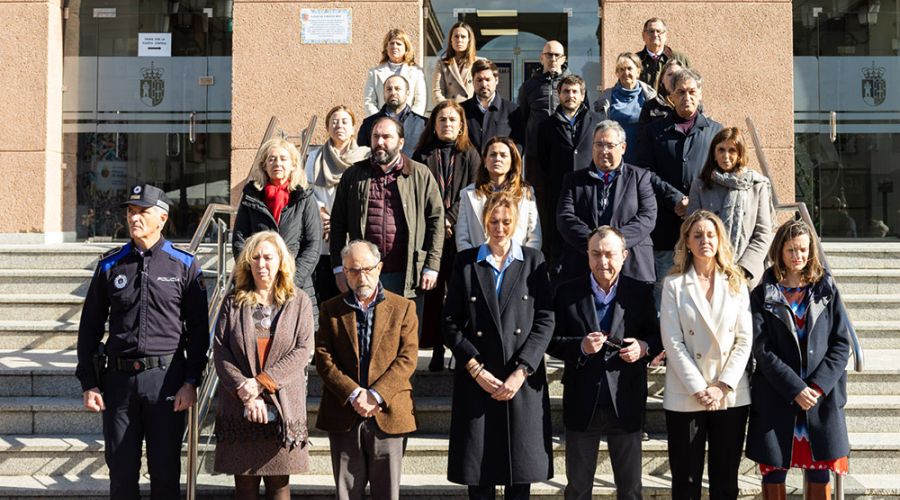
[759,419,848,476]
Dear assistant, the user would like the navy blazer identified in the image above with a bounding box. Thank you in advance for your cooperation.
[358,106,427,159]
[461,95,526,154]
[547,274,662,433]
[634,112,723,251]
[556,163,657,283]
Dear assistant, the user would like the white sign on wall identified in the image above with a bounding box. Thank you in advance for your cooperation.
[138,33,172,57]
[300,8,352,44]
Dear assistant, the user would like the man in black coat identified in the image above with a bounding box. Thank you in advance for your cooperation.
[637,17,690,89]
[358,75,426,158]
[547,226,661,500]
[461,59,525,155]
[634,68,721,304]
[537,74,602,271]
[557,120,656,284]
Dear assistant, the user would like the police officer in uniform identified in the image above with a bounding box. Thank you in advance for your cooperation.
[76,184,210,499]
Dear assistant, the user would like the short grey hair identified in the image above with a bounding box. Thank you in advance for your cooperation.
[589,225,627,251]
[384,74,409,92]
[340,239,381,265]
[593,120,627,144]
[671,68,702,90]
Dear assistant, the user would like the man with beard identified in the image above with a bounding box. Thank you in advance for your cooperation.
[536,74,602,275]
[358,75,426,158]
[316,239,419,500]
[329,116,444,321]
[461,59,525,154]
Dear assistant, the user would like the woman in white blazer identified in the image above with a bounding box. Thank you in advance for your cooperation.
[363,29,427,116]
[456,136,541,251]
[660,210,752,500]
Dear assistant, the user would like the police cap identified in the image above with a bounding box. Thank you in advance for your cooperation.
[121,184,170,213]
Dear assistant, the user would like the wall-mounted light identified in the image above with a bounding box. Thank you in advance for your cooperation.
[476,10,518,17]
[481,29,519,36]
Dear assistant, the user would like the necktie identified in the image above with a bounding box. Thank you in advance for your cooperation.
[651,54,659,62]
[603,172,611,185]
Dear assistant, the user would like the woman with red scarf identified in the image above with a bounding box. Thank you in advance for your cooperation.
[234,138,322,327]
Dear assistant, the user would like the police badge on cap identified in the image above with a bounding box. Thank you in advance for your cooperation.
[121,184,170,213]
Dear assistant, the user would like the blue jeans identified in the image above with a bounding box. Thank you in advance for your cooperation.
[653,250,675,311]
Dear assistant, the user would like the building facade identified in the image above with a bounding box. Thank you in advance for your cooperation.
[0,0,895,243]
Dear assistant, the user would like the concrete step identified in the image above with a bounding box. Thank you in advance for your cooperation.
[822,242,900,269]
[0,244,226,271]
[832,269,900,294]
[0,295,83,323]
[1,432,897,478]
[3,394,899,436]
[0,322,81,350]
[841,294,900,322]
[5,349,900,399]
[0,270,94,296]
[855,321,900,349]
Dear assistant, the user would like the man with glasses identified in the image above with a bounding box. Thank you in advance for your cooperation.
[556,121,657,284]
[316,239,419,500]
[635,69,722,307]
[637,18,690,89]
[517,41,577,248]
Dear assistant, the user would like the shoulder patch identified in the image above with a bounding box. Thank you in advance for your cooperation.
[161,240,195,268]
[98,243,131,274]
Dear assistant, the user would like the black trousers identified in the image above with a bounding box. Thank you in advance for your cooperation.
[665,406,750,500]
[565,404,642,500]
[468,483,531,500]
[102,358,186,500]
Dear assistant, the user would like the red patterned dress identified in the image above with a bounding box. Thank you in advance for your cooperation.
[759,285,848,476]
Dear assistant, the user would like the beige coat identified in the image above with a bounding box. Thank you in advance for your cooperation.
[431,58,480,105]
[660,267,752,412]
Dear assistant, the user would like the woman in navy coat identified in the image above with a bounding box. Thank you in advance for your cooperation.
[442,191,555,500]
[747,219,851,500]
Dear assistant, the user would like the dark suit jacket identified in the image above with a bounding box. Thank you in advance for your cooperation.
[556,163,657,283]
[314,290,419,434]
[358,106,427,159]
[547,274,662,433]
[635,112,723,251]
[461,95,525,154]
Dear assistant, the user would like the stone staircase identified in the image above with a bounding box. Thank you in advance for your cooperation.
[0,242,898,499]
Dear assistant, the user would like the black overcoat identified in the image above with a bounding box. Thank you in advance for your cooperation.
[442,246,554,486]
[232,183,322,324]
[547,274,662,432]
[745,268,851,468]
[460,95,526,154]
[412,144,481,226]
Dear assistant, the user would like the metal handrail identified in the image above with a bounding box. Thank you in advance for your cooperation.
[184,115,316,500]
[745,117,863,374]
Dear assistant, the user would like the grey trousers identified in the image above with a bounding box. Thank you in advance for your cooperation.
[328,418,408,500]
[564,405,643,500]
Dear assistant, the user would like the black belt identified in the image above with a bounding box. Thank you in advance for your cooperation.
[110,354,175,372]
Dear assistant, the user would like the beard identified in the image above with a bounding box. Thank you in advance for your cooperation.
[373,143,400,165]
[352,282,377,301]
[476,87,494,101]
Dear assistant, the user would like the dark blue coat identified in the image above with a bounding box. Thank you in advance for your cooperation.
[442,246,554,485]
[357,106,426,159]
[556,163,657,283]
[461,95,526,154]
[634,112,722,251]
[746,268,851,468]
[547,274,661,433]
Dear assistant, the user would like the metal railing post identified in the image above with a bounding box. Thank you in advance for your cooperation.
[186,403,199,500]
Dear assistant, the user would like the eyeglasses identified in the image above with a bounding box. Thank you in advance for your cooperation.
[542,52,565,59]
[644,29,666,35]
[593,142,623,151]
[344,265,379,278]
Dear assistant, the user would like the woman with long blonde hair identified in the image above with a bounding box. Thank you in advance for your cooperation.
[660,210,752,500]
[214,231,314,499]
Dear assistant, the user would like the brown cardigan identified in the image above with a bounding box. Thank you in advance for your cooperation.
[315,290,419,434]
[213,287,314,450]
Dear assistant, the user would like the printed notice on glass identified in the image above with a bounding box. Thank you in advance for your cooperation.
[138,33,172,57]
[300,8,352,44]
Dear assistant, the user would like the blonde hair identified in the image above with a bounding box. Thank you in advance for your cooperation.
[669,210,747,295]
[615,52,642,75]
[480,191,519,239]
[232,231,297,307]
[379,29,416,65]
[249,139,309,191]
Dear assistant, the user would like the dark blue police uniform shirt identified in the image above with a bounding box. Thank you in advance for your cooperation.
[75,237,210,392]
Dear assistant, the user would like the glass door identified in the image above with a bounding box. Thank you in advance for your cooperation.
[794,0,900,240]
[64,1,233,241]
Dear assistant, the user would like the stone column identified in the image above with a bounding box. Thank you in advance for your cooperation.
[230,0,424,206]
[0,0,65,242]
[601,0,795,202]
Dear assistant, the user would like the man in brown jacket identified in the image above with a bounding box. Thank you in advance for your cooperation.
[316,240,419,500]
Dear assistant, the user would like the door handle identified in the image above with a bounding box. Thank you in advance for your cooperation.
[829,111,836,143]
[190,111,197,144]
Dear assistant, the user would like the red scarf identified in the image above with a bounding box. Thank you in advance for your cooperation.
[264,182,290,225]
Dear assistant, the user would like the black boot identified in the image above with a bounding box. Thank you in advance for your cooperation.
[429,346,445,372]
